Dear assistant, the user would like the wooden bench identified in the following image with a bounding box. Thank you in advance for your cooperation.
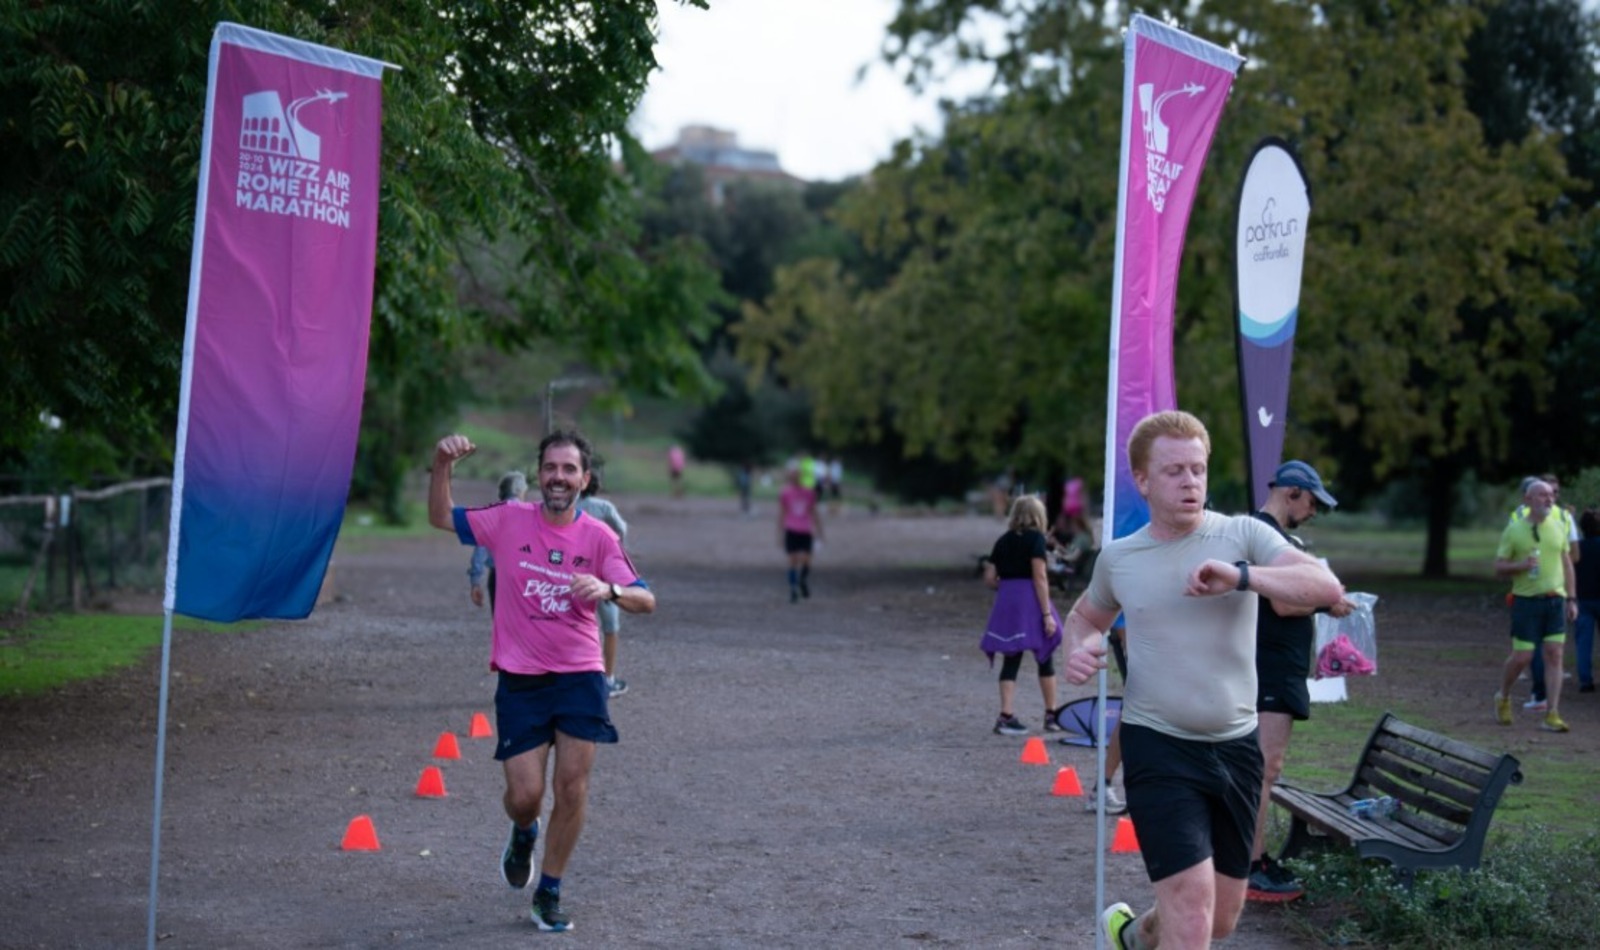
[1271,712,1522,885]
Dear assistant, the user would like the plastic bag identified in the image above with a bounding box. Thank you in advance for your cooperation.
[1313,591,1378,678]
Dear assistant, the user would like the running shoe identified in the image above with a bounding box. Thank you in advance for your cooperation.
[1043,707,1064,733]
[530,888,572,932]
[501,819,539,889]
[1246,857,1305,902]
[1541,712,1571,733]
[607,676,629,698]
[1101,902,1136,950]
[1494,692,1512,726]
[1083,787,1127,815]
[1523,697,1549,711]
[993,714,1028,736]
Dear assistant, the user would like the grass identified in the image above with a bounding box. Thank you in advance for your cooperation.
[1276,696,1593,843]
[0,612,256,697]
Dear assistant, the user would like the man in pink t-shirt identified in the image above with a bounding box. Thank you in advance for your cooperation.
[430,428,655,933]
[777,465,824,603]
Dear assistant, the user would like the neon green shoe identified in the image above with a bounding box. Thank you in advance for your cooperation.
[1101,902,1136,950]
[1494,692,1512,726]
[1541,711,1570,733]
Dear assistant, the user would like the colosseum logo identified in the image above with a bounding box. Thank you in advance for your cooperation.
[234,89,354,228]
[1138,81,1204,213]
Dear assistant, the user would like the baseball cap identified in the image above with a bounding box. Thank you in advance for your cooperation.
[1271,460,1338,508]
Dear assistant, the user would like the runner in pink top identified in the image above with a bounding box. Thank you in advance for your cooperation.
[429,428,655,934]
[463,499,639,674]
[777,466,824,603]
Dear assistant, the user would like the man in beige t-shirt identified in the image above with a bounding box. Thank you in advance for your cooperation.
[1061,411,1344,950]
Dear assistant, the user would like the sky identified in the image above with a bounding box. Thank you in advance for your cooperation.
[634,0,989,182]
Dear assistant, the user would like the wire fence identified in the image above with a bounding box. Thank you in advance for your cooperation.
[0,479,172,614]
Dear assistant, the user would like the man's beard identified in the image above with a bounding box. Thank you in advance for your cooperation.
[542,482,576,513]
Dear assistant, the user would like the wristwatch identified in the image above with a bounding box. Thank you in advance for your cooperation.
[609,582,623,602]
[1234,561,1250,592]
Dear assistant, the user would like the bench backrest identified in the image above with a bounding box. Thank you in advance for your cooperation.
[1350,713,1523,848]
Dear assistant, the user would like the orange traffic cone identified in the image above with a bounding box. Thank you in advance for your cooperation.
[341,815,381,851]
[1112,816,1141,853]
[1019,736,1050,765]
[1051,766,1083,797]
[433,732,462,760]
[469,712,493,739]
[416,765,447,798]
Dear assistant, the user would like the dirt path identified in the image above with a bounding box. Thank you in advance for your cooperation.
[0,494,1457,948]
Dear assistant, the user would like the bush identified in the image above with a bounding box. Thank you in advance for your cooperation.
[1285,828,1600,947]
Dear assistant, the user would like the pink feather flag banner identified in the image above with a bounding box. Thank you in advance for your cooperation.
[165,23,395,621]
[1102,15,1243,542]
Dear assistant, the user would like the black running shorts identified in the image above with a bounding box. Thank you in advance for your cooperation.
[1121,723,1263,882]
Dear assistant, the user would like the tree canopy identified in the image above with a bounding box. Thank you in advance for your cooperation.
[736,0,1598,572]
[2,0,721,514]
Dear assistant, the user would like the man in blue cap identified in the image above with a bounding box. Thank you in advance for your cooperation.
[1246,460,1356,902]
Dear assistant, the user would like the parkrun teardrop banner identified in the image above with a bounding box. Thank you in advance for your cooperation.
[1233,139,1311,510]
[1103,16,1243,542]
[164,23,395,622]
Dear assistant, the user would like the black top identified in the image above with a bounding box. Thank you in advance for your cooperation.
[990,529,1048,579]
[1577,537,1600,600]
[1253,511,1315,679]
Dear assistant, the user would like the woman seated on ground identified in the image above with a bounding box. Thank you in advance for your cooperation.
[1048,510,1096,577]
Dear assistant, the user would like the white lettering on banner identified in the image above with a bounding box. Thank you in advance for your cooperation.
[1137,80,1204,214]
[233,89,355,229]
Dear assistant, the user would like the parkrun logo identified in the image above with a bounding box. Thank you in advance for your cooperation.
[1138,81,1203,213]
[234,89,354,228]
[1244,197,1301,262]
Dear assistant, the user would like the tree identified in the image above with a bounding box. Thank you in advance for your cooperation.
[737,0,1593,573]
[1,0,722,518]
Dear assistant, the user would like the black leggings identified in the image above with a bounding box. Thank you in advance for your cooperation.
[999,652,1055,681]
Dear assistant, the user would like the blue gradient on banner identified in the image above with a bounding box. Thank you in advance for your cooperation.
[174,476,346,621]
[1239,308,1298,348]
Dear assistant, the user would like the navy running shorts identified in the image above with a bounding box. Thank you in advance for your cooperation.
[1121,723,1263,882]
[493,671,618,761]
[1510,595,1567,650]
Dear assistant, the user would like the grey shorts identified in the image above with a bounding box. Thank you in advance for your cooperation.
[597,600,621,635]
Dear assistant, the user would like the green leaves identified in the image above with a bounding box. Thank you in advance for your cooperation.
[3,0,725,508]
[742,0,1593,526]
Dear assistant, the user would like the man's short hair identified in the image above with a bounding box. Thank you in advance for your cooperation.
[497,471,528,501]
[1128,410,1211,474]
[538,428,594,472]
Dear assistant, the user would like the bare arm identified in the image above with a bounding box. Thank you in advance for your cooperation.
[569,574,657,615]
[1060,594,1121,685]
[428,434,476,531]
[1032,557,1057,636]
[1188,547,1344,608]
[1494,553,1538,578]
[1565,550,1578,621]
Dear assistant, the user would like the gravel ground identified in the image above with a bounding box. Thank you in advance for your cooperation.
[7,491,1570,948]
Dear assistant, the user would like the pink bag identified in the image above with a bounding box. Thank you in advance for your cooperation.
[1316,633,1375,678]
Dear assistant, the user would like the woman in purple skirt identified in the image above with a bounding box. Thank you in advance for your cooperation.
[981,495,1063,735]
